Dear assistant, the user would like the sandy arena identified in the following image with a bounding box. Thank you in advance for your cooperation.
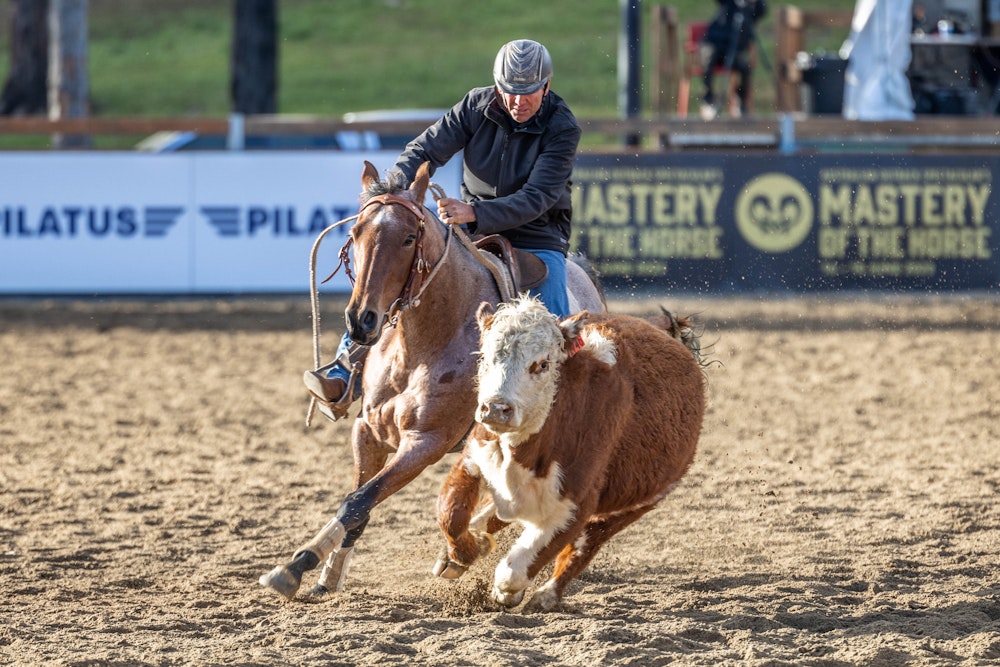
[1,293,998,666]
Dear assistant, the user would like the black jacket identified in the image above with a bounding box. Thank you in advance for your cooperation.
[704,0,768,53]
[393,86,581,254]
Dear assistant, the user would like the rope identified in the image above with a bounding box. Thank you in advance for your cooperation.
[426,180,511,300]
[429,182,446,202]
[305,213,358,426]
[405,222,451,310]
[303,182,449,427]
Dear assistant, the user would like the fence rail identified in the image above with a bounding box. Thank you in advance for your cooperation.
[1,114,998,153]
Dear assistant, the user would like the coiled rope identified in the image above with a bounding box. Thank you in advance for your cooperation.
[304,184,448,426]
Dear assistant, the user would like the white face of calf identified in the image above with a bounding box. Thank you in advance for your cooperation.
[474,297,588,439]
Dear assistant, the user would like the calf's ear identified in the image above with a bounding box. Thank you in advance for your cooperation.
[559,310,589,351]
[476,302,496,332]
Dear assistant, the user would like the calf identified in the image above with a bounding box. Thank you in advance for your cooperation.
[434,296,705,611]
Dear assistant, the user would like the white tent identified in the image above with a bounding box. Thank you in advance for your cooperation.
[841,0,915,120]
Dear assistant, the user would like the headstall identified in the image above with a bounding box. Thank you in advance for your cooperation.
[329,193,450,328]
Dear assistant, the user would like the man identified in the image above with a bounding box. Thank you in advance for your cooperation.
[699,0,768,120]
[303,38,582,421]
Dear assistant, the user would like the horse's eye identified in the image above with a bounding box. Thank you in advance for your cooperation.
[403,234,416,247]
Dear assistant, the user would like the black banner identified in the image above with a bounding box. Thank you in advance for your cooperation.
[571,153,999,292]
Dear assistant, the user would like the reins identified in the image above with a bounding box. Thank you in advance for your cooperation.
[305,183,450,425]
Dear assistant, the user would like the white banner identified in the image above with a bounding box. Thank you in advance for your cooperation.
[0,152,460,294]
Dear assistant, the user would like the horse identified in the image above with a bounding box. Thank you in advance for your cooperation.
[259,160,607,600]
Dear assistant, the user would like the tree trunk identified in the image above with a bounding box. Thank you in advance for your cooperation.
[231,0,277,115]
[0,0,49,116]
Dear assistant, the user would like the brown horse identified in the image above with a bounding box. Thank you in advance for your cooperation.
[259,161,607,600]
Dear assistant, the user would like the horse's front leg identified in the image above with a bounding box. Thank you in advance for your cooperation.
[433,457,496,580]
[305,417,387,598]
[260,427,456,601]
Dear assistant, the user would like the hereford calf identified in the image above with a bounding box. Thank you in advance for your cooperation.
[434,296,705,611]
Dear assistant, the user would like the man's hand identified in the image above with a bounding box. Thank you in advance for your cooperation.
[437,197,476,225]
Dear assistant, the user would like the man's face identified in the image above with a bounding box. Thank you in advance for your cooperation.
[497,84,547,123]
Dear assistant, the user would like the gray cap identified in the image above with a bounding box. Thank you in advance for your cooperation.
[492,39,552,95]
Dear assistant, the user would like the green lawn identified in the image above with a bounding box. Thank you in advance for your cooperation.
[0,0,859,149]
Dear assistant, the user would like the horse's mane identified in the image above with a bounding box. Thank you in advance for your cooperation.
[360,169,410,203]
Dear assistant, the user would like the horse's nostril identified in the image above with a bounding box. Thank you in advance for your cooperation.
[362,310,378,331]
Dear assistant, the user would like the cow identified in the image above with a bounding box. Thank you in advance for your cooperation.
[433,296,706,612]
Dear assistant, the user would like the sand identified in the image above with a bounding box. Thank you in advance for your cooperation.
[1,293,998,666]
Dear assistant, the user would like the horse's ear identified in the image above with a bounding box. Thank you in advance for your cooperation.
[559,310,589,351]
[362,161,380,189]
[410,162,430,206]
[475,302,495,333]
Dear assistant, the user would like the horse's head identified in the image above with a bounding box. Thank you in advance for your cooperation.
[344,160,433,345]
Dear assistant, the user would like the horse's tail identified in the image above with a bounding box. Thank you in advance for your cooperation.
[568,253,607,312]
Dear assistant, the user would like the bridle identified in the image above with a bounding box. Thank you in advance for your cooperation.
[329,190,453,329]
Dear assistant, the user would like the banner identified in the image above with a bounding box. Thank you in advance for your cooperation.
[0,152,460,294]
[1,150,996,294]
[571,153,999,291]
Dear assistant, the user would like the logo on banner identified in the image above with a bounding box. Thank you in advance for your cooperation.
[1,206,183,238]
[735,174,813,253]
[200,205,354,237]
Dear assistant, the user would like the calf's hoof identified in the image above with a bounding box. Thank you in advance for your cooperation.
[523,588,560,613]
[472,530,497,557]
[492,586,525,608]
[302,583,333,601]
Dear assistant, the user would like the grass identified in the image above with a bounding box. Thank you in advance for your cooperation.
[0,0,859,143]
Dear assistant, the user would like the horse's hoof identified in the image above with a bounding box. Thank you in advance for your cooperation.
[434,559,468,580]
[258,565,301,600]
[492,586,525,608]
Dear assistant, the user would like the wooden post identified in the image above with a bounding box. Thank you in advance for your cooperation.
[650,5,679,116]
[775,5,805,113]
[48,0,90,148]
[774,7,854,114]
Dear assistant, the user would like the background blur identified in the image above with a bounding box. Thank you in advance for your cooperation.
[0,0,857,120]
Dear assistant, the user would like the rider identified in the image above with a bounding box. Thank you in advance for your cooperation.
[303,38,582,421]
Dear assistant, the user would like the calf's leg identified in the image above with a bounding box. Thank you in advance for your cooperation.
[524,505,654,612]
[434,459,496,579]
[493,509,591,608]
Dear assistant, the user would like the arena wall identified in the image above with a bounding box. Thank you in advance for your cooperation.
[1,151,996,294]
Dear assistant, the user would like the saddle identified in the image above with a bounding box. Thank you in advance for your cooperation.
[473,235,548,293]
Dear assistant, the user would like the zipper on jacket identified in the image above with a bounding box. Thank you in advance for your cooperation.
[495,131,511,196]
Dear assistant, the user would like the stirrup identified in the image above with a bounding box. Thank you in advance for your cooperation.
[312,352,364,422]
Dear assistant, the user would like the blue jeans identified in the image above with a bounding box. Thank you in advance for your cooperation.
[526,249,569,318]
[326,332,354,382]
